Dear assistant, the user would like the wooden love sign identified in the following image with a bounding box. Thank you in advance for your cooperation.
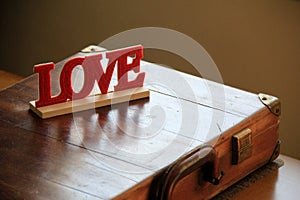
[29,45,150,119]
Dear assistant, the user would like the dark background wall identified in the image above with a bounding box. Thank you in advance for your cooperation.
[1,0,300,159]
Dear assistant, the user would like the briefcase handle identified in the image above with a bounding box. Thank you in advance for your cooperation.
[155,144,224,200]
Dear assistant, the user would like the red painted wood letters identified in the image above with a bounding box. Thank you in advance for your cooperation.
[34,45,145,107]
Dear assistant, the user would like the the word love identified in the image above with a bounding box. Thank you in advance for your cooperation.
[34,45,146,108]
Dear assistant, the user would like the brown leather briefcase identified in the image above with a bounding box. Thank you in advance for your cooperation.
[0,45,280,200]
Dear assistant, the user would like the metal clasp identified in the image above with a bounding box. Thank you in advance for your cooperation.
[232,128,253,164]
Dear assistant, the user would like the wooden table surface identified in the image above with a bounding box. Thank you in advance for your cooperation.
[0,69,299,199]
[0,70,23,89]
[231,154,300,200]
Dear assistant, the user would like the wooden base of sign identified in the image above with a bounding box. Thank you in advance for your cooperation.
[29,87,150,119]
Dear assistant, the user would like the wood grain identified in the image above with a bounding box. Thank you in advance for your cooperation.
[0,50,279,199]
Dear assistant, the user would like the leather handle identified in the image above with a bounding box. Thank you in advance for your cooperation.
[156,145,224,200]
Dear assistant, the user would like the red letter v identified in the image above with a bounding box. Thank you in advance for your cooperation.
[84,53,117,94]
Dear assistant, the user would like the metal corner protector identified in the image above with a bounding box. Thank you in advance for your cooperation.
[258,93,281,116]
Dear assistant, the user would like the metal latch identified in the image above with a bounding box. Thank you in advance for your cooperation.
[232,128,253,165]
